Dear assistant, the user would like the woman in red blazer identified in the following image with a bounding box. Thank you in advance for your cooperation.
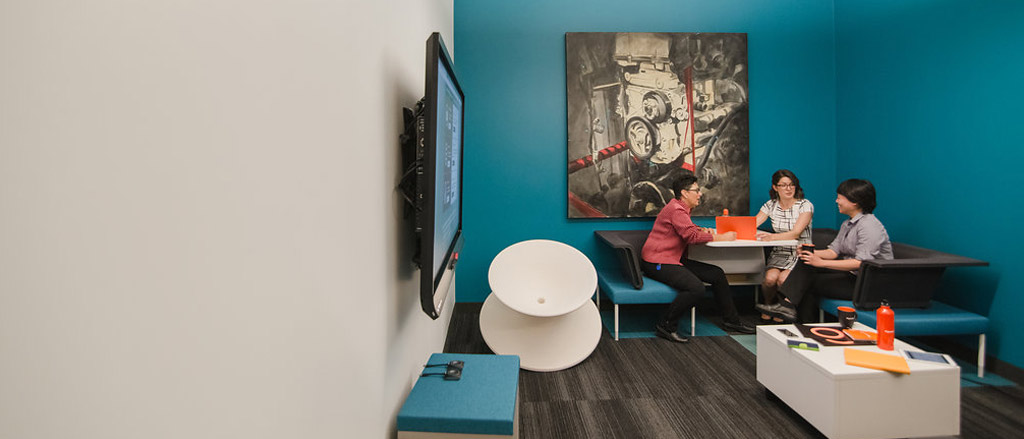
[641,173,754,343]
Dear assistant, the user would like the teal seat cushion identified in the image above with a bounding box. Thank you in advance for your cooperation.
[821,299,988,336]
[397,353,519,435]
[597,267,676,304]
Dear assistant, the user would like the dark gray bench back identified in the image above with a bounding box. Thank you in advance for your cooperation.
[812,228,987,309]
[594,230,649,289]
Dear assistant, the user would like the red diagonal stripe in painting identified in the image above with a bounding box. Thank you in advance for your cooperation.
[685,65,696,170]
[568,192,607,217]
[567,142,629,174]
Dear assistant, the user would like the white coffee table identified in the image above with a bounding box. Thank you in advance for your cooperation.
[756,324,960,439]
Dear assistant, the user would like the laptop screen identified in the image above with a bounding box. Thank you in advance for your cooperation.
[715,216,757,240]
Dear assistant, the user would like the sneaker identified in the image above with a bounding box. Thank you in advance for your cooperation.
[723,320,756,334]
[755,302,797,322]
[655,324,690,343]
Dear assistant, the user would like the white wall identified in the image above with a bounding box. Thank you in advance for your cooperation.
[0,1,453,438]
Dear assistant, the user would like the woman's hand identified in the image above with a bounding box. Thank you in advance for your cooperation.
[799,250,825,267]
[756,231,772,241]
[714,231,737,241]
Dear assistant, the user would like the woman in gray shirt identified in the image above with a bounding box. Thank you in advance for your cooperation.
[756,179,893,322]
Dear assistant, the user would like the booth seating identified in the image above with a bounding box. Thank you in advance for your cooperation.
[594,230,769,339]
[811,228,990,377]
[397,353,520,438]
[594,230,695,340]
[810,228,989,309]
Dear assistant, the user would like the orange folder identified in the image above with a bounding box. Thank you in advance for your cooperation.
[844,348,911,374]
[715,216,757,240]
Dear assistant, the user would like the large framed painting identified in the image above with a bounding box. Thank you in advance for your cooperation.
[566,32,749,218]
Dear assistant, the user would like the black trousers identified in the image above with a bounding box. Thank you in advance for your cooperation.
[640,259,739,331]
[778,260,857,322]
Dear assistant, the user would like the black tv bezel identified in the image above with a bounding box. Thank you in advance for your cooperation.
[419,32,464,319]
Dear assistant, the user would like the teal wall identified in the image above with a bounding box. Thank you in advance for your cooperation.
[454,0,840,302]
[834,0,1024,368]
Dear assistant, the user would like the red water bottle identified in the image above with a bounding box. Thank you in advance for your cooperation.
[876,300,895,350]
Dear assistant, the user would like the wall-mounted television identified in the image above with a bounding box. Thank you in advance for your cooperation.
[399,32,465,319]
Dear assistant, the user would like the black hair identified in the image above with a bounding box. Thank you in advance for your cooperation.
[837,178,877,213]
[671,174,699,200]
[768,169,804,200]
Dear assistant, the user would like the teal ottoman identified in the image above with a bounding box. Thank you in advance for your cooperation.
[398,353,520,438]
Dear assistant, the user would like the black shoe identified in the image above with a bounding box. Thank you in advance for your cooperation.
[655,324,690,343]
[755,302,798,322]
[723,320,756,334]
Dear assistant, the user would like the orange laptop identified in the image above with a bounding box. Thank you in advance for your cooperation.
[715,216,757,240]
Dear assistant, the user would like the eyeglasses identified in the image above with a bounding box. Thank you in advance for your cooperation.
[683,187,702,193]
[775,183,796,189]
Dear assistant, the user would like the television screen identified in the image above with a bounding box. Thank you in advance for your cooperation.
[417,32,464,319]
[430,56,462,282]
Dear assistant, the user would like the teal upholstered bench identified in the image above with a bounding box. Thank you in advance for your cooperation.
[820,299,989,377]
[594,230,699,340]
[398,353,520,438]
[596,258,698,340]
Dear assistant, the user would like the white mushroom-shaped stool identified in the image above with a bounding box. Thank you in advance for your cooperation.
[479,240,601,372]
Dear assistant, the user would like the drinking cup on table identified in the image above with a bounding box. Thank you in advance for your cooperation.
[837,306,857,329]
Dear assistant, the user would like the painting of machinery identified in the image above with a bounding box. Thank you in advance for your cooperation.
[566,32,749,218]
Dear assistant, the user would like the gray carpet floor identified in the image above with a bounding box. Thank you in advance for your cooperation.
[444,303,1024,439]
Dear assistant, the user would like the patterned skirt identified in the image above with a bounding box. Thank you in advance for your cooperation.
[766,245,799,270]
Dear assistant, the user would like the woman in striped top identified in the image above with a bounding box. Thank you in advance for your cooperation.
[754,169,814,323]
